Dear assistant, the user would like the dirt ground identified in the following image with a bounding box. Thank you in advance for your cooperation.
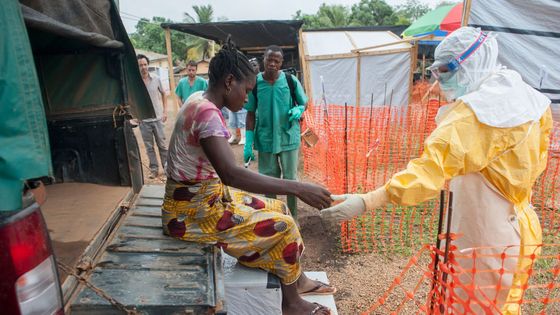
[135,99,413,314]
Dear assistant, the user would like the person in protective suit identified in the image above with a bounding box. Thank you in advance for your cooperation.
[321,26,552,314]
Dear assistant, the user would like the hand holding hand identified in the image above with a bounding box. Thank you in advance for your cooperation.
[295,182,332,210]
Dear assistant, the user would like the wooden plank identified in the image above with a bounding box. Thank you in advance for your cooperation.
[106,235,207,255]
[132,207,161,217]
[243,45,296,51]
[118,225,166,238]
[359,47,412,57]
[123,215,161,228]
[356,54,361,107]
[134,197,163,207]
[299,30,313,103]
[351,34,432,53]
[164,28,177,102]
[344,31,358,49]
[96,252,207,272]
[409,44,418,104]
[138,184,165,198]
[306,52,357,61]
[463,0,473,26]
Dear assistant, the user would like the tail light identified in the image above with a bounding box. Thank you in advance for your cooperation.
[0,204,64,315]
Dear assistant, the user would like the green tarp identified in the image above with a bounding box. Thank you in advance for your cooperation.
[402,4,455,37]
[0,0,52,211]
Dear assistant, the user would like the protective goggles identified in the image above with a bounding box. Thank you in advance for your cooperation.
[429,32,488,82]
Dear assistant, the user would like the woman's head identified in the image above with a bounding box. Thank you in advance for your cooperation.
[208,36,256,112]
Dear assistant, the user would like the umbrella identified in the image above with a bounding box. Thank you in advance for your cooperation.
[402,3,463,44]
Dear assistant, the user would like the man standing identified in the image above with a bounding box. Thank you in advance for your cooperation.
[244,46,307,217]
[137,54,168,179]
[175,60,208,107]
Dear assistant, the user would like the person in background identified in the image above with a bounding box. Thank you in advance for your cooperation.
[175,60,208,107]
[163,38,334,315]
[244,46,307,218]
[321,27,552,314]
[228,58,259,145]
[137,54,168,179]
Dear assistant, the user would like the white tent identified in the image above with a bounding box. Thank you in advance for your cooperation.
[464,0,560,121]
[300,31,415,107]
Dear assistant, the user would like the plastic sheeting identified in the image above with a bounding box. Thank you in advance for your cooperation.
[305,31,412,107]
[467,0,560,121]
[305,31,411,57]
[309,58,358,106]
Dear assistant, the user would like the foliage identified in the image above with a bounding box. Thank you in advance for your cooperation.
[396,0,430,22]
[130,16,195,64]
[183,4,219,61]
[183,4,214,23]
[293,0,437,29]
[294,4,354,29]
[349,0,399,26]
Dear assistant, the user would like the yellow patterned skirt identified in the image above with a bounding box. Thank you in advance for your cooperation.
[162,178,304,285]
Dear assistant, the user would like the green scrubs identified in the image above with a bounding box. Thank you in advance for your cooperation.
[175,76,208,103]
[245,72,308,216]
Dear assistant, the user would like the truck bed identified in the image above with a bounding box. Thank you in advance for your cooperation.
[69,185,224,314]
[42,183,130,281]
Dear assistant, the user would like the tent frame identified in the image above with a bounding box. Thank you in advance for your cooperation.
[299,31,417,107]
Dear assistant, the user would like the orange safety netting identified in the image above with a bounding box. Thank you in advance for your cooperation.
[363,241,560,314]
[302,90,560,253]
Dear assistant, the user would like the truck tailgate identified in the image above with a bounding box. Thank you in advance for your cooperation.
[69,185,224,314]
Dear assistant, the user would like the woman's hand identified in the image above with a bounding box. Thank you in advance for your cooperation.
[296,182,332,210]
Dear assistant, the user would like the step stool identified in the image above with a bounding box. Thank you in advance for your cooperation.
[222,251,338,315]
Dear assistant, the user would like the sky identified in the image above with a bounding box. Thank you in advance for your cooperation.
[119,0,442,33]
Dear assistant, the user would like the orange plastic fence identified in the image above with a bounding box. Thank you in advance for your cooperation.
[302,98,560,253]
[363,242,560,314]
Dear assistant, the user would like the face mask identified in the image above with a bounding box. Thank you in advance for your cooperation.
[439,73,467,101]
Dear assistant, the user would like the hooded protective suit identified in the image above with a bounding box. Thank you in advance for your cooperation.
[321,27,552,314]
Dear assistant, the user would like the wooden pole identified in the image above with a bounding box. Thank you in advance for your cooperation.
[409,43,418,104]
[164,28,176,100]
[356,54,361,107]
[422,53,426,81]
[462,0,473,26]
[351,34,433,53]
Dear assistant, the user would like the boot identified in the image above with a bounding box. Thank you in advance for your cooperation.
[228,128,239,144]
[238,128,246,145]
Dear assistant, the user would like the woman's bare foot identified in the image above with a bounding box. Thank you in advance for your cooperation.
[296,273,336,295]
[282,278,331,315]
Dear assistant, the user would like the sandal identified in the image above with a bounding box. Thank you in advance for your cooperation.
[300,280,337,296]
[310,302,331,315]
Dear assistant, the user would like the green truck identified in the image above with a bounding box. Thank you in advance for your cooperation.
[0,1,225,314]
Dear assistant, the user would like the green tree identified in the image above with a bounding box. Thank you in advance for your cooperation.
[396,0,430,22]
[183,4,218,61]
[349,0,399,26]
[130,16,195,63]
[183,4,214,23]
[294,4,353,29]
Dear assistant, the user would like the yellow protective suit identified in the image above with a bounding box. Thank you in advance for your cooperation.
[384,100,553,314]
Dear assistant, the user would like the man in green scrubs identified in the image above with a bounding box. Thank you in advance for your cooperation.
[244,46,307,217]
[175,60,208,107]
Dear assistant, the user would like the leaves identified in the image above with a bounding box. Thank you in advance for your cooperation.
[294,0,419,29]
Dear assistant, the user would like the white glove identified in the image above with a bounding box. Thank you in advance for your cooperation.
[320,194,366,223]
[320,187,389,224]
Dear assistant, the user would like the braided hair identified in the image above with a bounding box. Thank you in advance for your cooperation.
[208,35,255,87]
